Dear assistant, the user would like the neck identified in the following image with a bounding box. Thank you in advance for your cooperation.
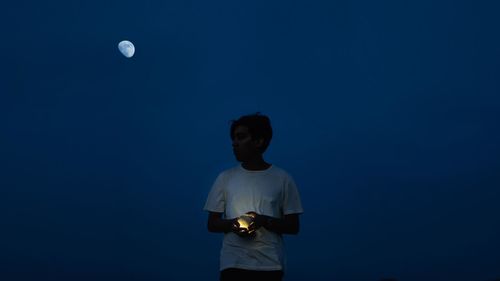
[241,156,271,171]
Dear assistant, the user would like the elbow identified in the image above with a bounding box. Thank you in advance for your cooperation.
[208,220,224,233]
[288,222,300,235]
[282,224,299,235]
[282,215,300,235]
[207,222,216,233]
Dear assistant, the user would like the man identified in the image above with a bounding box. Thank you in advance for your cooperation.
[204,113,303,281]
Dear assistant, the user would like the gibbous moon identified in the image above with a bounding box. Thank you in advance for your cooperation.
[118,40,135,58]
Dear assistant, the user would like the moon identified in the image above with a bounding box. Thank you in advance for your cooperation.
[118,40,135,58]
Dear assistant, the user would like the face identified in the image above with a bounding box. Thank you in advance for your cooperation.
[231,125,262,162]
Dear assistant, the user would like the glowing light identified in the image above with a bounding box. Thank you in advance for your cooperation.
[238,217,250,230]
[237,213,255,231]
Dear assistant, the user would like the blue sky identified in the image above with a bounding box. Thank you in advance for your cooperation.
[1,1,500,280]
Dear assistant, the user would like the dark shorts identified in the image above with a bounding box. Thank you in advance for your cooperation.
[220,268,284,281]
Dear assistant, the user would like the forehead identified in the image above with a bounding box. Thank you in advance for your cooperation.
[233,125,250,135]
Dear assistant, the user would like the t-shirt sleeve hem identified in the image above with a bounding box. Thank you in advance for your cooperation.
[283,209,304,215]
[203,207,225,213]
[220,264,283,271]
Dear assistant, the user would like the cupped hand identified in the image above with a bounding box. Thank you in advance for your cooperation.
[245,211,269,233]
[231,217,255,238]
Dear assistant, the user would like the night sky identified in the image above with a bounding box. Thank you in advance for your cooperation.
[1,1,500,280]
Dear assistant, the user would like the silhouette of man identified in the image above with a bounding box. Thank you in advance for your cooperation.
[204,113,303,281]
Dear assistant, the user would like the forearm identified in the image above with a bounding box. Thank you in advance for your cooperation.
[208,217,235,233]
[262,216,299,235]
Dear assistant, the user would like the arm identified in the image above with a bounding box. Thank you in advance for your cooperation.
[207,212,237,233]
[249,213,300,235]
[267,213,300,235]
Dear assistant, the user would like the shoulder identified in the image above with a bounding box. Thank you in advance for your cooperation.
[269,165,295,182]
[214,165,240,181]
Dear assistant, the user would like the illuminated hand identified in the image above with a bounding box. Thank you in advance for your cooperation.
[231,216,255,238]
[232,214,255,237]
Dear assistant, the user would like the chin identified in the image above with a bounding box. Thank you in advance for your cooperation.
[233,153,243,162]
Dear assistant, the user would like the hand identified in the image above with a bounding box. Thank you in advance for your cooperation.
[245,212,270,233]
[231,217,255,238]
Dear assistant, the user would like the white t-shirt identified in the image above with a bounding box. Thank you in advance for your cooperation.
[204,163,303,271]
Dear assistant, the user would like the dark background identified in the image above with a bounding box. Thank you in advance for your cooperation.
[1,1,499,280]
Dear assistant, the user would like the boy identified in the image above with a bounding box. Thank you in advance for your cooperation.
[204,113,303,281]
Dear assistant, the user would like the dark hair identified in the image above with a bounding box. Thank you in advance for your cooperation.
[230,112,273,153]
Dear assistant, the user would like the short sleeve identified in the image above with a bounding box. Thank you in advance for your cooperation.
[203,173,226,213]
[282,174,304,215]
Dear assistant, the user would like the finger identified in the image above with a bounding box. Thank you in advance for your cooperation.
[237,230,248,237]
